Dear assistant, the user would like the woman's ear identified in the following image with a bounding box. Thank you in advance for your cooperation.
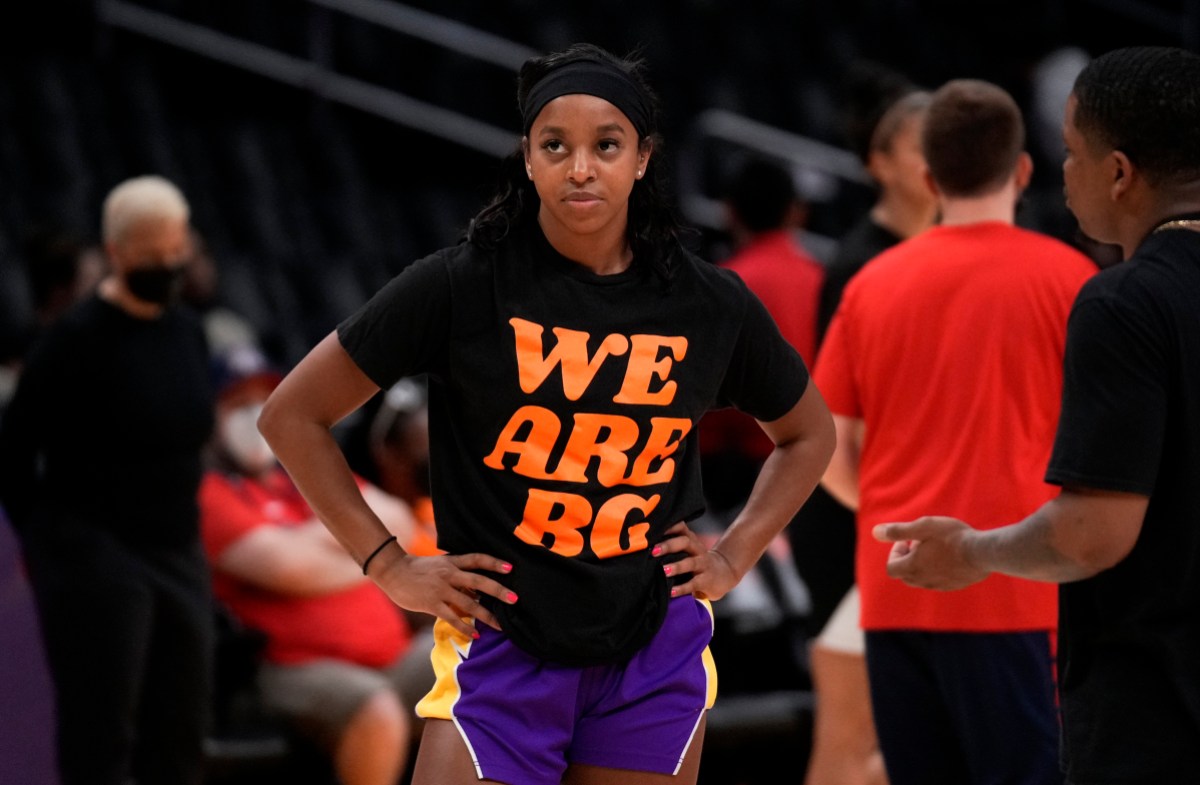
[923,169,942,201]
[522,137,533,179]
[636,139,654,178]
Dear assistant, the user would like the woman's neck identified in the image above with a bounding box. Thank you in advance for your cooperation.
[871,194,937,240]
[537,212,633,275]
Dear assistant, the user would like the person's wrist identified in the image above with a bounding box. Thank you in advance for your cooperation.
[959,529,989,575]
[708,547,741,581]
[361,534,399,576]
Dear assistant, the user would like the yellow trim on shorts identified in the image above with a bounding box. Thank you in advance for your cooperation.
[697,597,719,709]
[416,598,721,716]
[415,618,475,719]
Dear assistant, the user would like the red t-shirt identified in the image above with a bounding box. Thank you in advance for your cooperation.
[723,230,824,366]
[815,222,1096,632]
[702,230,825,461]
[199,469,410,667]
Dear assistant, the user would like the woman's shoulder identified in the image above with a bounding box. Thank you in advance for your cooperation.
[31,295,107,351]
[372,241,495,297]
[416,238,499,277]
[675,247,756,301]
[419,238,490,267]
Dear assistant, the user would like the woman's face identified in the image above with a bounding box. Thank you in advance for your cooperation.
[107,215,192,276]
[876,113,935,212]
[524,93,649,242]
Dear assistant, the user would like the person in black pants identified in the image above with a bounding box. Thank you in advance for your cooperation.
[0,175,216,785]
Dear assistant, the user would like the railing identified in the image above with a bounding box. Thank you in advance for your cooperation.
[307,0,537,69]
[95,0,868,245]
[695,109,869,186]
[96,0,525,158]
[676,108,870,252]
[93,0,1200,244]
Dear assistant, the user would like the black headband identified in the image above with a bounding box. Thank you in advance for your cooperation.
[521,58,652,137]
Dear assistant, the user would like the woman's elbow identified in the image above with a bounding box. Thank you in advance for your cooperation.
[813,406,837,467]
[797,384,837,469]
[257,389,290,449]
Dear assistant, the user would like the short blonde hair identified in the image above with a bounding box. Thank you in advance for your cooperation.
[101,175,190,243]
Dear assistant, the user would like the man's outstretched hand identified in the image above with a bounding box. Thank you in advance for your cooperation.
[873,516,989,591]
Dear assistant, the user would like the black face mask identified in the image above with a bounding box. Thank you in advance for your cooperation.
[125,265,186,305]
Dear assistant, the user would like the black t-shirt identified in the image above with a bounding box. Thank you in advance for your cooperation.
[818,216,902,342]
[0,295,215,548]
[1045,224,1200,781]
[338,221,809,665]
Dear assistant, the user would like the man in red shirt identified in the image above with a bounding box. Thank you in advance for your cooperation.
[814,79,1097,785]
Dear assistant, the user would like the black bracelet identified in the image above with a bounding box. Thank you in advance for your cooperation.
[361,535,398,576]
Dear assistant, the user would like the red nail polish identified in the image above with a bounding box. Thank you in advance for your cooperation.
[506,591,518,603]
[663,565,672,576]
[651,545,662,557]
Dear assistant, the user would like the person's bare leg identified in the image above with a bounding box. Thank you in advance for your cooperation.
[409,718,509,785]
[334,690,410,785]
[803,646,888,785]
[562,715,706,785]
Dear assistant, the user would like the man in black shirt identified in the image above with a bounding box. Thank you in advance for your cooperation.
[0,175,215,785]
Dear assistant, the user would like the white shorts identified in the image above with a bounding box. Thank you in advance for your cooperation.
[814,585,864,655]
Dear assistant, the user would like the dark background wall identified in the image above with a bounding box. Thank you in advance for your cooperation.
[0,0,1191,368]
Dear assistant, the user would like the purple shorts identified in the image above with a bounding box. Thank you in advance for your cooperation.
[416,596,718,785]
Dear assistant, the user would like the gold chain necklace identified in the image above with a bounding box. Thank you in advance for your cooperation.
[1153,218,1200,234]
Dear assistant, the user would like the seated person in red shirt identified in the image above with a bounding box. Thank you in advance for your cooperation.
[199,345,435,785]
